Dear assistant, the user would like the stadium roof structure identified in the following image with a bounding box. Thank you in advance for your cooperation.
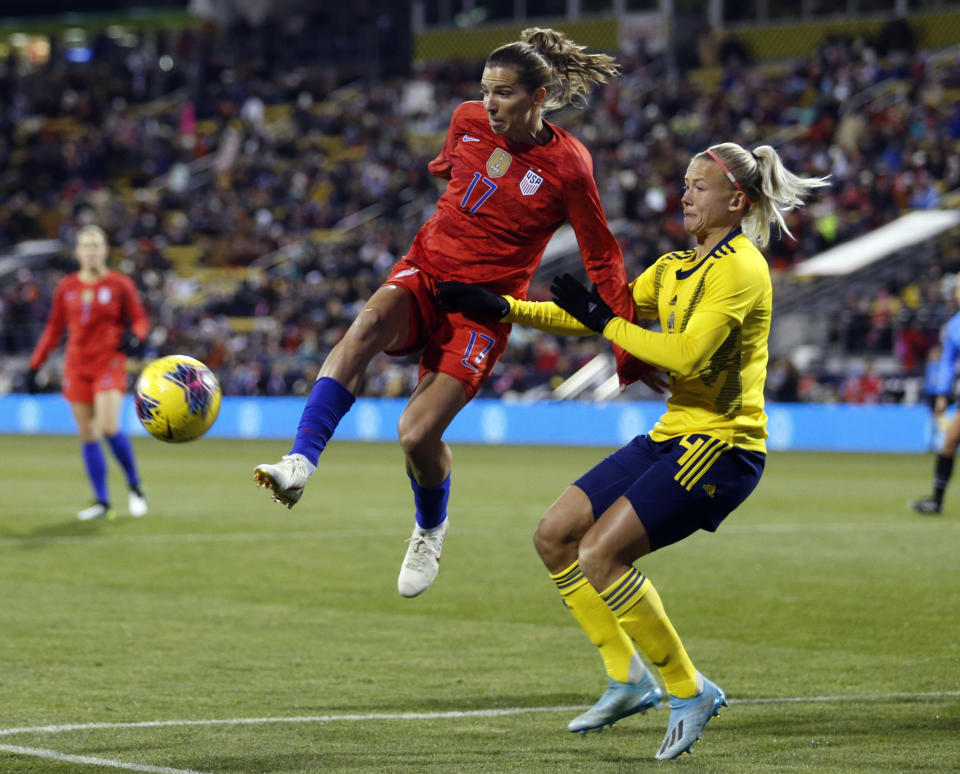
[0,239,61,279]
[792,209,960,278]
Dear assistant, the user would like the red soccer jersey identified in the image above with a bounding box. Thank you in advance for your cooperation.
[29,270,149,373]
[416,100,644,384]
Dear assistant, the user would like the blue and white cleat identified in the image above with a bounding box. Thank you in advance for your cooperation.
[568,670,663,734]
[655,673,727,760]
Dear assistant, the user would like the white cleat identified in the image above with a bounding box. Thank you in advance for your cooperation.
[128,488,148,517]
[78,502,116,521]
[253,453,316,508]
[397,520,448,598]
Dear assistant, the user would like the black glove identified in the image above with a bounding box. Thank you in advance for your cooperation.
[120,329,143,356]
[550,273,616,332]
[436,281,509,320]
[25,368,39,394]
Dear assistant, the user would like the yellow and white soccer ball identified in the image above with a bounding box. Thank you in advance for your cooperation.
[135,355,222,443]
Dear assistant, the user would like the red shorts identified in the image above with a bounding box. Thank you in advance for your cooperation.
[63,354,128,404]
[383,258,511,401]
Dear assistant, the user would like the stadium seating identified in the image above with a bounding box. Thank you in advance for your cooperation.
[2,14,959,404]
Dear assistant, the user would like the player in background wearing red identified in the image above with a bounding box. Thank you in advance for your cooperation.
[254,27,661,597]
[28,225,150,521]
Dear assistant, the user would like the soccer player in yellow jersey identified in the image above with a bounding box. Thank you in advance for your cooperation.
[438,141,828,760]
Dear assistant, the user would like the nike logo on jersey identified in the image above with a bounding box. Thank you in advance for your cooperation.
[394,268,419,278]
[462,135,480,142]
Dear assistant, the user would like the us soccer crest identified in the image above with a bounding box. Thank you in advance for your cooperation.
[520,169,544,196]
[486,149,512,178]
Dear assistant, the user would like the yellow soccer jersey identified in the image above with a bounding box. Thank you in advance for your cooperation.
[505,228,772,452]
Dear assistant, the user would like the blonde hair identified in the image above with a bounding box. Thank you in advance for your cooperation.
[486,27,619,112]
[698,143,830,248]
[76,224,109,244]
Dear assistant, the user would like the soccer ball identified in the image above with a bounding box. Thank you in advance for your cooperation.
[135,355,222,443]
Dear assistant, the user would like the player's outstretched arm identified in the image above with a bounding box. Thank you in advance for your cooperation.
[437,281,600,337]
[436,281,510,320]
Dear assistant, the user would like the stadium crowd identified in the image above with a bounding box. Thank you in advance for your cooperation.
[2,18,960,402]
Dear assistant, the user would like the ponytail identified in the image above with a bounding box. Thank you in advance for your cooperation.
[486,27,619,112]
[700,143,831,248]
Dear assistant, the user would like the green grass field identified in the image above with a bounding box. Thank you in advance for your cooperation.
[0,434,957,773]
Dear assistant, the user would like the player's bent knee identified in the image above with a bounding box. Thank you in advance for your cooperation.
[532,521,550,557]
[533,516,571,562]
[532,522,553,563]
[396,420,436,460]
[577,530,615,586]
[942,434,960,455]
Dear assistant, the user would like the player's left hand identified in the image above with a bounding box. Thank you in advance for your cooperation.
[120,330,143,356]
[550,274,616,333]
[630,361,669,394]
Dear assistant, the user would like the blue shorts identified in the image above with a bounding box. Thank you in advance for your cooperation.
[574,434,765,552]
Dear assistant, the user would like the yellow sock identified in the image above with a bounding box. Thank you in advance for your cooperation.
[600,567,698,698]
[551,561,643,684]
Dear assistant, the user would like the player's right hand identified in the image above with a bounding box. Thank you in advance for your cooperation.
[550,274,616,333]
[436,281,509,320]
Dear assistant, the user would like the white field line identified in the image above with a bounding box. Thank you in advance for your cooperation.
[0,743,211,774]
[0,528,385,548]
[2,693,957,773]
[2,520,957,548]
[721,521,960,534]
[2,690,958,740]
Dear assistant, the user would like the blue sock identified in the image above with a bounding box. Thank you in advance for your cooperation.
[289,377,356,465]
[82,441,109,504]
[105,432,140,489]
[410,474,450,530]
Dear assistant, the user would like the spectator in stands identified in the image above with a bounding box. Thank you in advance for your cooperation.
[841,359,883,403]
[895,310,931,374]
[4,21,960,403]
[767,357,800,402]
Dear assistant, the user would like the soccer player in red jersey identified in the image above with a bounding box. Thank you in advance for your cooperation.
[28,225,151,521]
[254,27,660,597]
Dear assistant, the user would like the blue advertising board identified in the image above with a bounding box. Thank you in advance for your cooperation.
[0,394,934,453]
